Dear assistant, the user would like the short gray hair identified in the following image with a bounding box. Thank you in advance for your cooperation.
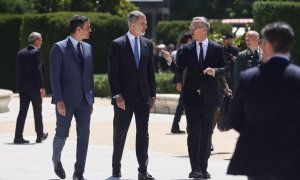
[28,32,42,44]
[192,17,210,30]
[127,10,145,26]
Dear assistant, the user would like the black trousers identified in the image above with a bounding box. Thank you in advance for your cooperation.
[172,92,184,130]
[112,93,150,174]
[185,96,215,171]
[15,91,43,138]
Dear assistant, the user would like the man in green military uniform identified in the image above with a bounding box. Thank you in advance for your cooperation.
[234,30,263,92]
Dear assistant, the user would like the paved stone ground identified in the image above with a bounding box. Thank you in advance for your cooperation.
[0,95,247,180]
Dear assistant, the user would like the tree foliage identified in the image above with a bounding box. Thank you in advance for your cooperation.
[169,0,254,19]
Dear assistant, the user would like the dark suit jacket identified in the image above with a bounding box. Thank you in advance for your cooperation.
[227,57,300,177]
[50,37,94,107]
[170,40,226,106]
[16,45,44,92]
[108,34,156,106]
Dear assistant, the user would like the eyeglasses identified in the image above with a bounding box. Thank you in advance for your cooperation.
[189,25,204,30]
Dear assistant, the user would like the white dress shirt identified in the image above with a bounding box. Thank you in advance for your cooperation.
[127,32,141,59]
[196,38,208,61]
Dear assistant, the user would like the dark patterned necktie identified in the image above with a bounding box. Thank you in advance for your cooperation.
[77,42,84,70]
[199,43,204,68]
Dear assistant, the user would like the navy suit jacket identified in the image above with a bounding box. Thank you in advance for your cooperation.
[170,40,226,106]
[16,45,44,92]
[108,34,156,106]
[50,37,94,107]
[228,57,300,177]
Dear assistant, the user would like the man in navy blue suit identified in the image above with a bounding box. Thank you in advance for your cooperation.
[50,15,94,180]
[228,22,300,180]
[108,10,156,180]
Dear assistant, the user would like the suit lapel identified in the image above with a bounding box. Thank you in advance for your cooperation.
[139,37,147,70]
[204,40,213,65]
[191,41,199,65]
[67,38,82,71]
[124,35,138,71]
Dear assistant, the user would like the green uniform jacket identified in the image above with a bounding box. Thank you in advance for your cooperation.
[234,48,263,92]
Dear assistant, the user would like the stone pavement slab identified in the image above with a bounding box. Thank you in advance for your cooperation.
[0,95,247,180]
[0,134,246,180]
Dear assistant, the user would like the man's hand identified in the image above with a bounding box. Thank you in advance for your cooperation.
[40,88,46,98]
[116,96,126,110]
[224,88,232,96]
[90,105,93,114]
[161,50,172,62]
[150,97,156,109]
[203,67,215,77]
[57,101,66,116]
[176,83,182,92]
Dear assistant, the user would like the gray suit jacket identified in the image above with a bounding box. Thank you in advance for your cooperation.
[50,37,94,107]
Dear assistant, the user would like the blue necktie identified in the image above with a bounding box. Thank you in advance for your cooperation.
[77,42,84,70]
[134,37,140,69]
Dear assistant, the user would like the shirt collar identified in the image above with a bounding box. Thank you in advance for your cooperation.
[196,38,208,46]
[268,53,290,61]
[29,44,37,49]
[69,35,80,47]
[127,32,139,40]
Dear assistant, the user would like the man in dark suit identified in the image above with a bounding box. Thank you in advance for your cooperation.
[227,22,300,180]
[50,15,94,180]
[162,17,225,179]
[108,10,156,180]
[14,32,48,144]
[170,33,193,134]
[222,33,239,90]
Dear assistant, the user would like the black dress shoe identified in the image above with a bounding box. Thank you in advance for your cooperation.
[36,132,48,143]
[54,162,66,179]
[112,170,122,177]
[73,174,86,180]
[171,129,185,134]
[199,170,211,179]
[188,170,203,178]
[138,172,155,180]
[14,137,30,144]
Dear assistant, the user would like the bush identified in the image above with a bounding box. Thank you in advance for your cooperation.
[156,20,232,45]
[0,15,23,90]
[253,1,300,65]
[94,73,177,97]
[0,12,128,92]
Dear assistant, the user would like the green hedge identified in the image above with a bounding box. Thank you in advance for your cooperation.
[0,15,23,91]
[20,12,128,91]
[156,20,232,45]
[94,73,177,97]
[0,12,128,91]
[253,1,300,65]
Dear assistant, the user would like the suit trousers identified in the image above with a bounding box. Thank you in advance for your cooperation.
[185,95,215,172]
[172,92,184,130]
[52,98,91,176]
[15,91,43,138]
[112,91,150,174]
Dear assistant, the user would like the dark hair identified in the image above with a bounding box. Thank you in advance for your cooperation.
[180,32,192,44]
[69,15,89,34]
[261,21,294,53]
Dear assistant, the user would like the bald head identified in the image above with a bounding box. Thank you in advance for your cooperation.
[245,30,260,50]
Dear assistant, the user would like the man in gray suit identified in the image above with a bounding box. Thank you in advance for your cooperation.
[49,15,94,180]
